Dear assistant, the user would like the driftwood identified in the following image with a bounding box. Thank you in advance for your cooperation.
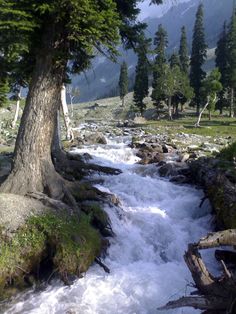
[158,229,236,313]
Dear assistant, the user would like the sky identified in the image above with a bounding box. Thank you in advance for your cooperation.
[138,0,191,20]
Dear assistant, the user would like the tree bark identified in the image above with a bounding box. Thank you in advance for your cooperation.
[61,84,74,141]
[195,96,210,127]
[11,88,22,129]
[208,109,211,121]
[0,26,66,198]
[121,97,125,107]
[168,97,172,120]
[159,229,236,313]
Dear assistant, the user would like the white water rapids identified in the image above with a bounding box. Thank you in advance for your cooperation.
[4,136,214,314]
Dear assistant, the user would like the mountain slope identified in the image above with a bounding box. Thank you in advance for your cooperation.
[73,0,234,103]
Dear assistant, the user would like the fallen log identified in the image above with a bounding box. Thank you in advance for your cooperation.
[157,296,227,311]
[159,229,236,312]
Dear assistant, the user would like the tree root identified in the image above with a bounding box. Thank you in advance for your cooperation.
[158,296,227,311]
[159,229,236,312]
[95,257,110,273]
[28,192,74,214]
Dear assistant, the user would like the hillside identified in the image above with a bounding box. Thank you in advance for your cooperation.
[72,0,234,103]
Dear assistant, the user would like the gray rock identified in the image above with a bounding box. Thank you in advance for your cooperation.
[170,175,189,184]
[158,163,178,177]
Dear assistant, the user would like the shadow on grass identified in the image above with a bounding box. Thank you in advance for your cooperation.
[184,119,236,129]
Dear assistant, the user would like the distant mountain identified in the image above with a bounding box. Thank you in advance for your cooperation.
[73,0,234,103]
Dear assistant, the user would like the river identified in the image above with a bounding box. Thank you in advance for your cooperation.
[4,135,214,314]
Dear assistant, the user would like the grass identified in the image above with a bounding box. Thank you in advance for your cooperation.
[138,116,236,138]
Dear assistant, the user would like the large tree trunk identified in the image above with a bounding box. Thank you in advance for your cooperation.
[0,29,66,198]
[61,84,74,141]
[11,88,22,129]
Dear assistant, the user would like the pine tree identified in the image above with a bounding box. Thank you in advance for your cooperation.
[0,0,155,197]
[119,61,128,106]
[179,26,189,74]
[226,9,236,117]
[190,4,207,115]
[151,24,168,108]
[169,52,180,69]
[133,35,151,115]
[215,22,229,114]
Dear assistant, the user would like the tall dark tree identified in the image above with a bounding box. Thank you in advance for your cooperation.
[226,9,236,117]
[133,35,151,115]
[119,61,128,106]
[0,0,161,198]
[190,4,207,115]
[169,52,180,69]
[215,22,229,114]
[179,26,189,74]
[151,24,168,107]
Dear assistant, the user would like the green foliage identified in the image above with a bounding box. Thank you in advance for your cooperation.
[216,22,228,88]
[215,22,229,113]
[179,26,189,74]
[0,212,101,294]
[133,35,151,115]
[201,68,223,111]
[152,62,193,109]
[119,61,128,104]
[169,52,180,69]
[226,9,236,90]
[190,3,207,108]
[0,78,9,107]
[218,141,236,161]
[152,24,168,105]
[0,0,122,82]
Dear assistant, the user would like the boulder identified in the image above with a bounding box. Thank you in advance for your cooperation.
[158,163,179,177]
[83,132,107,145]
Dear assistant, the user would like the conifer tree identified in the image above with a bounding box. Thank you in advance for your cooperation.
[133,35,151,115]
[0,0,160,197]
[226,9,236,117]
[119,61,128,106]
[190,4,207,115]
[169,52,180,69]
[179,26,189,74]
[151,24,168,108]
[215,22,229,114]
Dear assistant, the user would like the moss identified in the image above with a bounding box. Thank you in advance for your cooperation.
[207,185,236,229]
[0,212,101,298]
[72,183,100,202]
[82,203,110,231]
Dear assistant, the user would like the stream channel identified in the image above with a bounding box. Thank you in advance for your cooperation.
[4,133,214,314]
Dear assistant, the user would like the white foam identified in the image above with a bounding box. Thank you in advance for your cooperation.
[5,136,213,314]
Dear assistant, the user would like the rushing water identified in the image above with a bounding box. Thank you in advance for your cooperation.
[4,135,214,314]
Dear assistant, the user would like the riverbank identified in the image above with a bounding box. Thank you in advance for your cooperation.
[2,130,215,314]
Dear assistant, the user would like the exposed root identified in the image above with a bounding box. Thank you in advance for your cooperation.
[158,296,227,311]
[28,192,73,214]
[95,257,110,273]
